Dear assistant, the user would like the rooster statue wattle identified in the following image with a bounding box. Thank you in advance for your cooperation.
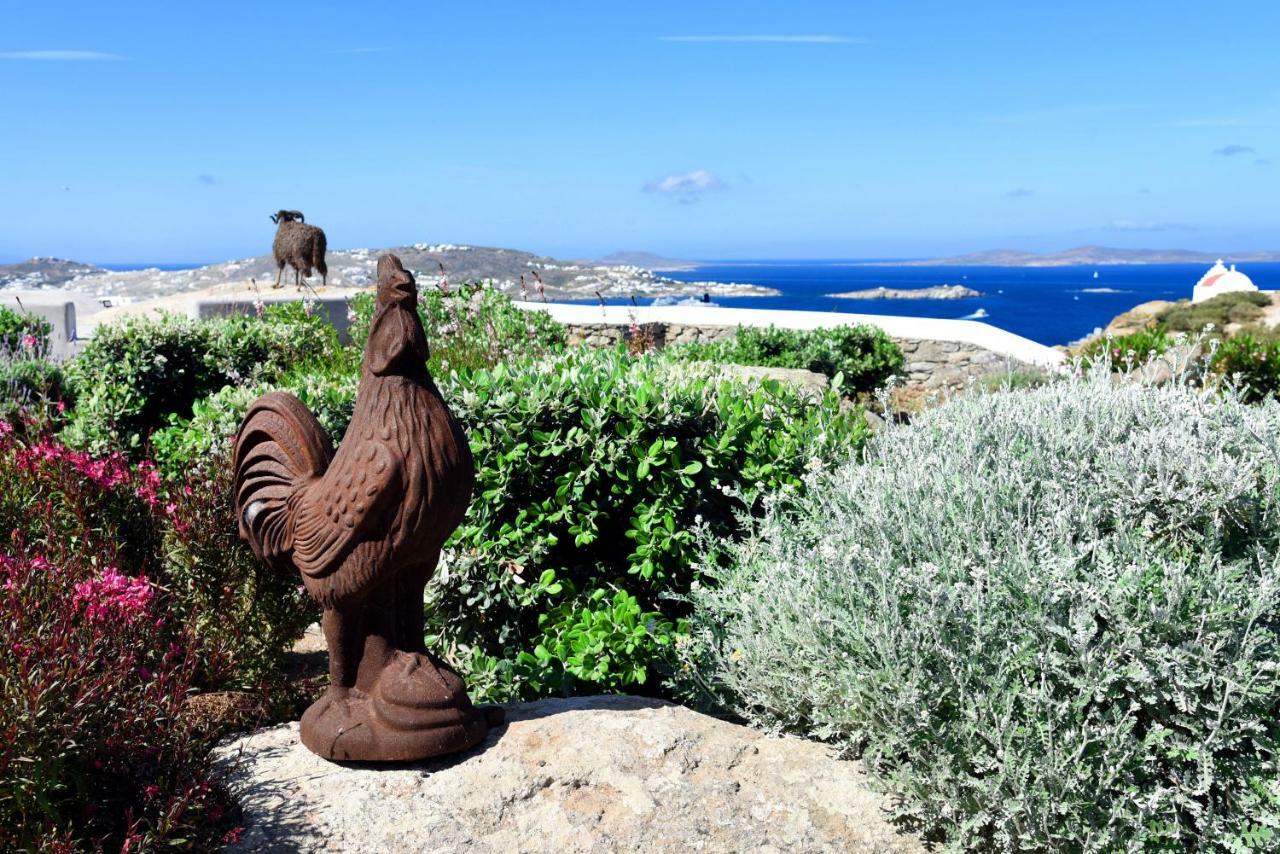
[232,254,502,762]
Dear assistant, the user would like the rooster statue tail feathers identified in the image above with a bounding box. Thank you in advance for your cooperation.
[233,391,335,569]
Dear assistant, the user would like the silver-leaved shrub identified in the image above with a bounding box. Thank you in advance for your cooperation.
[682,367,1280,851]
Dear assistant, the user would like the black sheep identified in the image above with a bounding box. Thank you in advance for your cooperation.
[270,210,328,289]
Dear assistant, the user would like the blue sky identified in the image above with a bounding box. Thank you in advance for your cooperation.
[2,0,1278,263]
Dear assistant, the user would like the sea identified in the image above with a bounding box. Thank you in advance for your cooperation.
[92,259,1280,348]
[657,262,1280,347]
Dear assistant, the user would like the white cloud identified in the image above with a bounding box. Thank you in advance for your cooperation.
[659,35,866,44]
[644,169,728,202]
[0,50,123,61]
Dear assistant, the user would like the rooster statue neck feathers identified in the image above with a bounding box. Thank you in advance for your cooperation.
[233,253,501,762]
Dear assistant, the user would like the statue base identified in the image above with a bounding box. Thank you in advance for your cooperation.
[300,651,503,763]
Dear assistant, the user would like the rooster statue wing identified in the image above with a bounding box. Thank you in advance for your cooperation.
[233,254,501,763]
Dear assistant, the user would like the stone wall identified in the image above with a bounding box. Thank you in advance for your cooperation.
[563,321,1042,390]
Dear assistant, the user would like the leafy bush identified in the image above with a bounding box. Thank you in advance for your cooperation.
[347,279,566,375]
[61,308,337,455]
[432,349,868,701]
[1077,327,1174,370]
[681,370,1280,850]
[0,304,52,352]
[0,357,66,429]
[161,459,318,688]
[1158,291,1271,333]
[1209,334,1280,403]
[150,369,359,479]
[977,366,1054,392]
[663,324,904,394]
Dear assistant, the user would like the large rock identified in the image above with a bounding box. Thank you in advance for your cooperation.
[213,695,921,853]
[1101,299,1175,337]
[715,363,831,399]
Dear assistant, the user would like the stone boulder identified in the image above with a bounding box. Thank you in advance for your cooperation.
[714,363,832,399]
[213,695,921,853]
[1102,299,1176,338]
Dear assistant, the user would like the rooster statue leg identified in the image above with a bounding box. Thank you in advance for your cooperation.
[321,606,360,696]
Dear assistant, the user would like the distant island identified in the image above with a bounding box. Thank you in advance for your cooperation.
[597,251,701,272]
[864,245,1280,268]
[829,284,982,300]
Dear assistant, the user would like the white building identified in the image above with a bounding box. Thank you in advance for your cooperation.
[1192,259,1258,304]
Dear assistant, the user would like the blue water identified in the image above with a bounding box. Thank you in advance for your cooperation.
[657,262,1280,346]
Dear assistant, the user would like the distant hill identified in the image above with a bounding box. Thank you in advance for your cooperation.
[0,257,106,289]
[597,251,701,271]
[0,244,772,301]
[875,246,1280,267]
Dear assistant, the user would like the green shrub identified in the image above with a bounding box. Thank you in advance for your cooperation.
[156,347,867,701]
[431,349,867,701]
[61,309,337,455]
[150,370,359,479]
[1209,334,1280,403]
[977,366,1054,392]
[0,357,66,428]
[1077,327,1174,370]
[663,324,904,394]
[1158,291,1271,333]
[0,304,52,352]
[160,459,317,687]
[682,370,1280,850]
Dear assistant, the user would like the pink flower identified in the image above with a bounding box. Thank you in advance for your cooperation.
[55,400,66,413]
[73,567,155,625]
[20,334,37,349]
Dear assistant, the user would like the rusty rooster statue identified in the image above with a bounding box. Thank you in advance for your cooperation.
[232,254,501,762]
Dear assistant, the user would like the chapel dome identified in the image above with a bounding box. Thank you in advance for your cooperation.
[1192,259,1257,304]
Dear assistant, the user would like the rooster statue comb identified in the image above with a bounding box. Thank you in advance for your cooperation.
[233,253,502,762]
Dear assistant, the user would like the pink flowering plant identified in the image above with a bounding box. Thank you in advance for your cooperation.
[0,530,230,848]
[0,426,309,849]
[346,278,565,376]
